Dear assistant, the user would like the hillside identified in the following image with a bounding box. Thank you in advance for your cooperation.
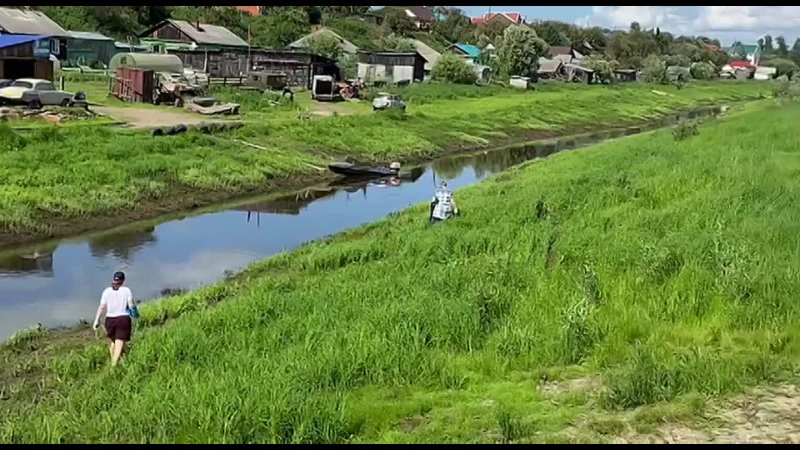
[2,99,800,443]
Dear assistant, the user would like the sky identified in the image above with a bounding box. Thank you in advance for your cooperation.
[456,6,800,45]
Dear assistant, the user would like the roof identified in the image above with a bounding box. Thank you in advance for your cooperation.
[0,33,43,49]
[0,7,69,37]
[728,59,753,68]
[67,30,113,41]
[108,52,184,73]
[368,6,433,22]
[537,57,563,74]
[405,6,433,22]
[548,46,573,57]
[287,27,358,54]
[471,12,522,25]
[412,39,440,70]
[142,19,249,47]
[449,43,481,59]
[727,42,758,54]
[564,63,594,73]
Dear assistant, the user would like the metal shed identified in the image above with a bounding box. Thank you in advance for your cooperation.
[108,53,183,74]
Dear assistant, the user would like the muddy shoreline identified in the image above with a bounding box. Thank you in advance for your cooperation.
[0,100,747,251]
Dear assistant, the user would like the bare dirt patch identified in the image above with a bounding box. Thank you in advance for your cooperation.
[93,105,229,129]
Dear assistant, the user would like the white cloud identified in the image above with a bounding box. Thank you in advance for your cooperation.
[694,6,800,32]
[580,6,800,43]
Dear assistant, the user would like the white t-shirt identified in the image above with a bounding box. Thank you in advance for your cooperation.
[100,286,134,318]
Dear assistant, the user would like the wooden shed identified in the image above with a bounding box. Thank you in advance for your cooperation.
[0,34,54,80]
[356,51,425,84]
[250,50,339,89]
[111,67,155,103]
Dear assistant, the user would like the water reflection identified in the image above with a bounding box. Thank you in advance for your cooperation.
[0,245,56,277]
[0,106,725,340]
[88,226,157,261]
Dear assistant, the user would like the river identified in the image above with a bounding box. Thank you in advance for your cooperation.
[0,106,723,340]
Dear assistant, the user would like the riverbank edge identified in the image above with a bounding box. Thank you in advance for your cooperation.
[0,92,765,251]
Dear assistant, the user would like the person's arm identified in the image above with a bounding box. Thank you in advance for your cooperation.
[93,293,107,330]
[451,196,459,215]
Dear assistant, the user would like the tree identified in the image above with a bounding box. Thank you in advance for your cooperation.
[322,6,369,18]
[664,54,691,67]
[531,20,571,46]
[642,54,667,83]
[476,19,512,42]
[305,33,342,60]
[776,36,788,57]
[384,7,415,37]
[378,34,416,52]
[253,7,309,48]
[630,21,641,32]
[433,53,477,84]
[763,35,774,53]
[496,25,549,78]
[583,55,618,83]
[432,8,472,44]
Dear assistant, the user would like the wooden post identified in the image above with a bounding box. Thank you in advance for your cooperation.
[59,75,65,91]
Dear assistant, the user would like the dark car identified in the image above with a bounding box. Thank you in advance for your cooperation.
[0,79,11,89]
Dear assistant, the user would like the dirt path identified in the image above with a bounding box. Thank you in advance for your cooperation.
[626,385,800,444]
[543,377,800,444]
[93,105,227,129]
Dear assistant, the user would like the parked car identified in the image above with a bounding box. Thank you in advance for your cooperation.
[0,79,11,89]
[311,75,339,101]
[0,78,77,108]
[372,92,406,112]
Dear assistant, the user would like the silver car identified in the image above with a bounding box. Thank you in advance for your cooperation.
[372,92,406,112]
[0,78,76,108]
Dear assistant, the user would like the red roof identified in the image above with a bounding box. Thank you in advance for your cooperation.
[728,59,753,69]
[471,12,523,25]
[236,6,260,16]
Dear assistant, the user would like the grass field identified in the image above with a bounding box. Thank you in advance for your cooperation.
[2,99,799,443]
[0,82,768,242]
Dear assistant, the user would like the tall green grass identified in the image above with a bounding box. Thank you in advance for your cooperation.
[0,82,766,237]
[2,99,799,443]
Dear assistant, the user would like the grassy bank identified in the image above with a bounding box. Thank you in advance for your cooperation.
[2,99,799,443]
[0,82,767,246]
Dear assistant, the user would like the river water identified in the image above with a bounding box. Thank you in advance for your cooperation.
[0,106,722,340]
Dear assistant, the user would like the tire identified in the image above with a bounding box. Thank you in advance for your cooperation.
[28,100,42,110]
[60,98,71,107]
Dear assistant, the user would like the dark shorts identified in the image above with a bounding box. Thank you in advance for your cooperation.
[105,316,132,342]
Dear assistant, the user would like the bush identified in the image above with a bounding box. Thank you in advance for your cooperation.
[672,121,699,141]
[690,62,716,80]
[642,55,667,84]
[432,54,477,84]
[765,58,800,80]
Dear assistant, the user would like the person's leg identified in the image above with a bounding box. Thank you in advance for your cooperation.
[111,339,125,366]
[109,341,114,359]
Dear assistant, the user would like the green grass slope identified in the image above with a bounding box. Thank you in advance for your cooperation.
[2,99,799,443]
[0,82,766,237]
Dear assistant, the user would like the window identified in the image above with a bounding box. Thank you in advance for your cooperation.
[11,81,33,89]
[36,82,55,91]
[49,38,60,55]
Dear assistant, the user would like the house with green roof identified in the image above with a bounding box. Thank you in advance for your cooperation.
[446,43,482,61]
[726,41,762,65]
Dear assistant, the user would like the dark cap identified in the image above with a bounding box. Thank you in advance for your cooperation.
[113,271,126,281]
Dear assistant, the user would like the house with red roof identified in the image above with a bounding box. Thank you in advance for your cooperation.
[236,6,260,16]
[471,12,524,26]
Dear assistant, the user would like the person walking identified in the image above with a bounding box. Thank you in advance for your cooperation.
[429,181,459,224]
[92,271,136,366]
